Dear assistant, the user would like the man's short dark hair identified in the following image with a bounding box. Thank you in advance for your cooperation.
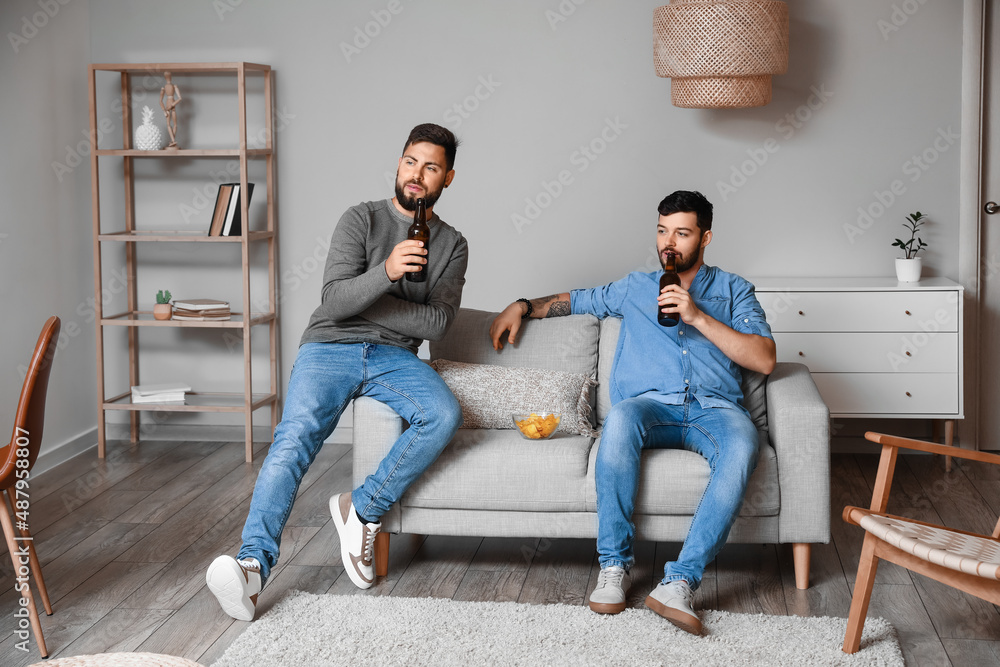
[657,190,713,233]
[403,123,460,171]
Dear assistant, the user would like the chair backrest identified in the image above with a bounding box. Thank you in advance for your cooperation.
[1,317,60,487]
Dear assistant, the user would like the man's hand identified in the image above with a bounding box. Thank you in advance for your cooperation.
[490,301,527,351]
[659,284,777,374]
[384,239,427,282]
[657,284,704,326]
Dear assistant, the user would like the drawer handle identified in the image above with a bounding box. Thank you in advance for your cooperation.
[798,351,804,356]
[798,310,804,316]
[905,310,911,316]
[905,391,912,397]
[905,351,911,357]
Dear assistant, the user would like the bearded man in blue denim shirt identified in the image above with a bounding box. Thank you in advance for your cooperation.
[490,190,775,635]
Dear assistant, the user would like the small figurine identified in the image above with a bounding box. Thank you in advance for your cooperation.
[159,72,182,149]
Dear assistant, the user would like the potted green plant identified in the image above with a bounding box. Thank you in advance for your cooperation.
[892,212,928,282]
[153,289,172,320]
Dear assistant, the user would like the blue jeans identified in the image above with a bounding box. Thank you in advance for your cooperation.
[238,342,462,582]
[595,396,758,590]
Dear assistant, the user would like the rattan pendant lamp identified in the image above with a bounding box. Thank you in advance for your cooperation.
[653,0,789,109]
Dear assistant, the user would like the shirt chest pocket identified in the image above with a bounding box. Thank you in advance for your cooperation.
[695,295,732,324]
[683,296,732,348]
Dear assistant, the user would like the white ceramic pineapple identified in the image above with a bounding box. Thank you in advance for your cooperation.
[135,105,163,150]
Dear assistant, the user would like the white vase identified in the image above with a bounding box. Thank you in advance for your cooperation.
[895,257,922,282]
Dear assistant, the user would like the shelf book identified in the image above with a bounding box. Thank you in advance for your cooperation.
[131,382,191,404]
[208,182,254,237]
[172,298,231,321]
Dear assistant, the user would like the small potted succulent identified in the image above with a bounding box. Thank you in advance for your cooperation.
[892,212,928,283]
[153,289,172,320]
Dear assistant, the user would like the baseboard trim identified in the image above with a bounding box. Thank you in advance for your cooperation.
[33,427,100,477]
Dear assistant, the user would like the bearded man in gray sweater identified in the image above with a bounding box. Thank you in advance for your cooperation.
[206,124,468,621]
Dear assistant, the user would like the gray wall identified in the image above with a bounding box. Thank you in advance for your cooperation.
[1,0,94,463]
[2,0,965,463]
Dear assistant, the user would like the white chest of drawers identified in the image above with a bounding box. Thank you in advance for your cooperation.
[750,277,964,420]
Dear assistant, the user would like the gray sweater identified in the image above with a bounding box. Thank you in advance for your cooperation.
[299,199,469,353]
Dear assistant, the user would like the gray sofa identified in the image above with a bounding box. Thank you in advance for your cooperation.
[353,308,831,588]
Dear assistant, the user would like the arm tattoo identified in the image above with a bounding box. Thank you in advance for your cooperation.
[545,300,571,318]
[527,294,571,318]
[530,295,557,314]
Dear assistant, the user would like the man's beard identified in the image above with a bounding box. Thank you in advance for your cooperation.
[395,178,443,212]
[660,243,702,273]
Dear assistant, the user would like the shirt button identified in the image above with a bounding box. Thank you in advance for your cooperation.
[744,318,749,323]
[679,331,684,336]
[684,379,689,384]
[682,350,687,354]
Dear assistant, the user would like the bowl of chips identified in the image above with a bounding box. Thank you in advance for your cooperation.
[512,412,562,440]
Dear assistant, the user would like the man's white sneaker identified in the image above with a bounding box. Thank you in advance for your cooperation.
[645,579,702,635]
[589,565,629,614]
[206,555,261,621]
[331,492,381,589]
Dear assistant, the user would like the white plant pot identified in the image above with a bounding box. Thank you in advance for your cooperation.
[895,257,922,283]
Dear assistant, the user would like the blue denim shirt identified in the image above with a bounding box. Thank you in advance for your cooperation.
[570,265,772,415]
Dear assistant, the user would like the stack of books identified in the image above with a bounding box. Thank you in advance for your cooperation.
[131,382,191,404]
[172,298,232,321]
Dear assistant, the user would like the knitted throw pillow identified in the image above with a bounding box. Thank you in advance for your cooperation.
[430,359,599,437]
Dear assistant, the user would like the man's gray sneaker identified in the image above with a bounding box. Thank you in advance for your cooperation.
[588,565,629,614]
[645,579,702,635]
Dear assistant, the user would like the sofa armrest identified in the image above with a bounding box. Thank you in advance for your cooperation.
[766,362,831,544]
[352,396,406,532]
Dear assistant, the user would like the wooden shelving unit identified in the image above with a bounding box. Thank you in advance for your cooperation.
[88,62,279,463]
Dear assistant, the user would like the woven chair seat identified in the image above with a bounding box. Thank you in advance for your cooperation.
[28,653,205,667]
[859,514,1000,580]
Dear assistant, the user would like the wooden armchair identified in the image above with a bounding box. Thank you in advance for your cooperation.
[842,430,1000,654]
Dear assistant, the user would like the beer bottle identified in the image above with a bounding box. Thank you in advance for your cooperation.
[406,197,430,283]
[658,251,680,327]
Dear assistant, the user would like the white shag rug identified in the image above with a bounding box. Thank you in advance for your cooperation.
[212,591,903,667]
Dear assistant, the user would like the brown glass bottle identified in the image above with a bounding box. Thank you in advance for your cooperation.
[658,251,680,327]
[405,197,429,283]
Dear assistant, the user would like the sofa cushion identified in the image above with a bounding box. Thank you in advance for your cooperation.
[430,308,601,378]
[402,429,595,512]
[429,359,598,436]
[584,431,779,517]
[595,317,768,431]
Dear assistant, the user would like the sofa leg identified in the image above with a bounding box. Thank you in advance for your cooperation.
[792,543,811,590]
[375,532,390,577]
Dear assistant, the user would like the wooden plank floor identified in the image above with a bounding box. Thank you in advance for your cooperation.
[2,440,1000,666]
